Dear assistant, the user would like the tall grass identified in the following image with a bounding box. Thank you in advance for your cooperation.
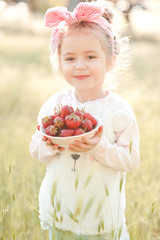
[0,27,160,240]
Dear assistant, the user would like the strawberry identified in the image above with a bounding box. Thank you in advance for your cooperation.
[42,116,53,128]
[60,129,74,137]
[81,119,93,132]
[83,113,97,127]
[74,128,85,136]
[65,113,82,129]
[61,105,74,118]
[54,117,65,129]
[45,125,59,136]
[51,112,61,119]
[51,107,61,119]
[75,108,85,120]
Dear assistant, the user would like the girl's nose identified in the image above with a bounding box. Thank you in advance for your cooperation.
[75,59,86,70]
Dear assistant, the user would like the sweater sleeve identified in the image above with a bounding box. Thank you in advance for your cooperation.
[29,130,59,162]
[90,111,140,172]
[29,94,60,162]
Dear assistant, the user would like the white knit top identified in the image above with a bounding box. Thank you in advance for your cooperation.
[30,88,140,237]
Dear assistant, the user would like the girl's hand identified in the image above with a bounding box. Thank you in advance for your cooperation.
[42,136,65,151]
[68,126,103,153]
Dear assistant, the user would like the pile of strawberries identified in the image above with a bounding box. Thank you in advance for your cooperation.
[40,105,97,137]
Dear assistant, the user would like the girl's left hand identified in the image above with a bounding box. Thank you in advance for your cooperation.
[68,126,103,153]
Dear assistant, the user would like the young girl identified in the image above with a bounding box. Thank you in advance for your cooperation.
[30,1,140,239]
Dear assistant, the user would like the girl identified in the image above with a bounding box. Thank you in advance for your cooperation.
[30,1,140,239]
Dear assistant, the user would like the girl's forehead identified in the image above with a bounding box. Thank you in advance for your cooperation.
[60,30,104,54]
[63,27,102,42]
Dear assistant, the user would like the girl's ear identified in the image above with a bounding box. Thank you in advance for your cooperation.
[106,54,116,71]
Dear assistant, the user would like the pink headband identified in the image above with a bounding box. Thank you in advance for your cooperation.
[44,2,114,54]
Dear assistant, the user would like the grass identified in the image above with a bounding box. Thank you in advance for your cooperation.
[0,24,160,239]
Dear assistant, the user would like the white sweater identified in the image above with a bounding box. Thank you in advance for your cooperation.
[30,89,140,237]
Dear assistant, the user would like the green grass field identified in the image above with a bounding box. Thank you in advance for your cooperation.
[0,26,160,239]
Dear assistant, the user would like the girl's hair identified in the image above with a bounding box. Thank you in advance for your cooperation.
[50,0,131,90]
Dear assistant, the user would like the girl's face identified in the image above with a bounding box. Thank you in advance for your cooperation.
[59,31,111,97]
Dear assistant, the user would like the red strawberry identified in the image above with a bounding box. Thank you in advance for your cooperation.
[45,125,59,136]
[65,113,82,129]
[61,105,74,118]
[42,116,53,128]
[74,128,85,136]
[75,108,85,120]
[51,112,61,119]
[51,106,61,119]
[81,119,93,132]
[60,129,74,137]
[83,113,97,127]
[54,117,65,129]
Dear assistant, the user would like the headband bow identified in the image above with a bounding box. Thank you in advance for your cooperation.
[44,2,113,54]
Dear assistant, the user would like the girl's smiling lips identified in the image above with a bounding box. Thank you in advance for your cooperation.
[74,75,90,80]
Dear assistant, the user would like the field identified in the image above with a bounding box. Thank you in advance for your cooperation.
[0,9,160,240]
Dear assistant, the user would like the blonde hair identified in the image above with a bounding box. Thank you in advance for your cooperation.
[50,0,131,90]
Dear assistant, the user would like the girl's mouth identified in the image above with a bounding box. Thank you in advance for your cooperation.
[74,75,90,80]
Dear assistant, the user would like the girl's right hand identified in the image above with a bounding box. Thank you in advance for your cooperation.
[42,136,65,151]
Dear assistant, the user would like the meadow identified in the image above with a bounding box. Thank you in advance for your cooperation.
[0,17,160,240]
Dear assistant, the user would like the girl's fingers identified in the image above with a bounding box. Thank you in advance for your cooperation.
[82,137,93,145]
[73,140,85,145]
[37,125,41,131]
[82,125,103,145]
[42,136,65,151]
[72,140,90,149]
[52,144,59,149]
[46,139,52,145]
[94,125,103,138]
[98,125,103,131]
[42,136,48,141]
[69,144,84,152]
[69,141,92,152]
[82,135,99,146]
[59,147,65,151]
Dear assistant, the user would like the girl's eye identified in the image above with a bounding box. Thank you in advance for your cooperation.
[88,55,96,59]
[65,57,74,61]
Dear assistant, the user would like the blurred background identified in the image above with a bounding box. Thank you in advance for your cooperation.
[0,0,160,239]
